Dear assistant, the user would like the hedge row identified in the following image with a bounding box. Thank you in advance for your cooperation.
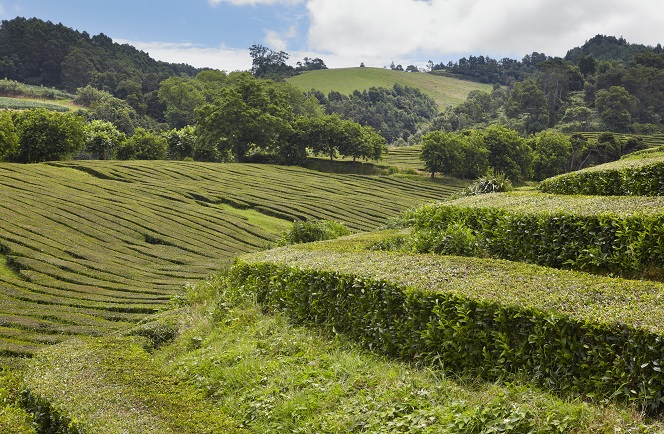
[22,337,245,434]
[229,247,664,414]
[539,155,664,196]
[401,192,664,276]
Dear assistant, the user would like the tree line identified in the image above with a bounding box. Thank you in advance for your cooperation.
[424,35,664,136]
[419,126,645,182]
[0,72,386,165]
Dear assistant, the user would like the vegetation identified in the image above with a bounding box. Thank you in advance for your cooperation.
[0,160,459,355]
[539,150,664,195]
[288,67,493,110]
[230,237,664,414]
[424,36,664,135]
[277,219,351,245]
[399,192,664,277]
[22,336,243,433]
[147,274,663,433]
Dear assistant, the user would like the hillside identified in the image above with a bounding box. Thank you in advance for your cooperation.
[0,160,460,356]
[288,67,493,109]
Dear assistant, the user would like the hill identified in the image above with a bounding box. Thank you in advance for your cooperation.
[287,67,493,109]
[0,160,460,356]
[0,17,200,93]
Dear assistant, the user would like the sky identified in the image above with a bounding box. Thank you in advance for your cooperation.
[2,0,664,72]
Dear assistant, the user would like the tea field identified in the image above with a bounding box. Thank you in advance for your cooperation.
[0,160,459,356]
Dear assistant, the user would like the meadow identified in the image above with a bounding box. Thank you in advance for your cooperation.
[288,67,494,110]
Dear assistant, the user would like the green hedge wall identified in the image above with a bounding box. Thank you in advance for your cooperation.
[402,194,664,276]
[539,157,664,196]
[230,256,664,414]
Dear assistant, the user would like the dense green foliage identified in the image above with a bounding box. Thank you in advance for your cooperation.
[426,36,664,135]
[277,219,351,245]
[10,108,84,163]
[400,192,664,277]
[231,240,664,414]
[147,274,664,433]
[317,84,438,145]
[0,17,199,93]
[539,151,664,195]
[419,125,532,181]
[116,127,167,160]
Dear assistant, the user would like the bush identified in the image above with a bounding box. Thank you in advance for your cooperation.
[401,192,664,276]
[230,247,664,415]
[277,219,351,245]
[116,128,167,160]
[11,108,85,163]
[539,156,664,196]
[462,169,513,196]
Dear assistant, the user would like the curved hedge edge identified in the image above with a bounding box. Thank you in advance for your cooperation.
[229,260,664,415]
[402,201,664,277]
[539,159,664,196]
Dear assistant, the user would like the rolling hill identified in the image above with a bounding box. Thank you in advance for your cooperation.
[287,67,493,109]
[0,160,460,356]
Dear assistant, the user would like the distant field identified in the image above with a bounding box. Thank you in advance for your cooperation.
[288,67,493,109]
[0,161,460,355]
[0,96,72,112]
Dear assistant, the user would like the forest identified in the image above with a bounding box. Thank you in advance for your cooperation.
[0,17,663,185]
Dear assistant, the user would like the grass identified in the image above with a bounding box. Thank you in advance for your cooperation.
[22,336,244,433]
[0,96,72,112]
[288,67,493,110]
[146,275,664,433]
[0,160,461,355]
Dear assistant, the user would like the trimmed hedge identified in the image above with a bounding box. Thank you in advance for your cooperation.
[401,192,664,276]
[21,337,245,434]
[230,247,664,414]
[539,156,664,196]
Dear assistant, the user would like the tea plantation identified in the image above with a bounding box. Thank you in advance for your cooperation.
[0,160,458,357]
[6,156,664,432]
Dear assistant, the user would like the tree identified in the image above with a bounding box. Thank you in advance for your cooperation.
[164,125,196,160]
[595,86,636,132]
[116,128,167,160]
[84,119,125,160]
[249,44,294,79]
[158,77,205,128]
[561,106,592,130]
[12,109,84,163]
[0,111,17,161]
[481,125,533,181]
[419,130,488,178]
[195,72,294,162]
[295,57,327,71]
[530,130,571,181]
[291,114,385,163]
[504,79,549,134]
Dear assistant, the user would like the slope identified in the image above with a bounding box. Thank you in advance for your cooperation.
[0,160,460,356]
[288,67,493,109]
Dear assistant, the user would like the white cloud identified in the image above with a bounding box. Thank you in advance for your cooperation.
[208,0,303,6]
[264,25,298,52]
[115,39,252,72]
[305,0,664,65]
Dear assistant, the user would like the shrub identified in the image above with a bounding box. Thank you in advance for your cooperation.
[277,219,351,245]
[462,169,513,196]
[229,247,664,414]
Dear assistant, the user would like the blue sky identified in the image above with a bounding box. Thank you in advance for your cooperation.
[2,0,664,72]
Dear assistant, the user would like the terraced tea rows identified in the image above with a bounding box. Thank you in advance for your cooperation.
[0,161,459,355]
